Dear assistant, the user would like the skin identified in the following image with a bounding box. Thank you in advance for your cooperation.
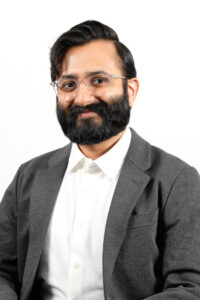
[59,39,139,160]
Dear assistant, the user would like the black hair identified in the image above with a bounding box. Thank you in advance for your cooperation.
[50,20,137,81]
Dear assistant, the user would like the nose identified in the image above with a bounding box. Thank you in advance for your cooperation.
[74,81,96,106]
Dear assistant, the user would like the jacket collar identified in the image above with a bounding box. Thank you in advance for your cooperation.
[48,128,151,172]
[127,128,151,172]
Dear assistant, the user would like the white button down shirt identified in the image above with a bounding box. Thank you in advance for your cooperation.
[38,127,132,300]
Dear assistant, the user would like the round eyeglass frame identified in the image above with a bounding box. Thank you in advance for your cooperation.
[50,72,127,101]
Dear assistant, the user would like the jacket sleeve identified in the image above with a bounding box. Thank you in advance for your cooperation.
[144,165,200,299]
[0,166,24,300]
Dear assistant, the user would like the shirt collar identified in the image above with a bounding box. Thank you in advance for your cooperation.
[67,127,132,180]
[66,142,87,174]
[95,127,131,180]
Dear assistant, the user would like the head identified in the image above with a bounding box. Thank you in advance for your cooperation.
[50,20,139,145]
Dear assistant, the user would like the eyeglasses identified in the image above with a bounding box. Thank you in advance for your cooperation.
[50,72,127,101]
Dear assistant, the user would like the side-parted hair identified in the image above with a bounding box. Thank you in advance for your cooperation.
[50,20,137,81]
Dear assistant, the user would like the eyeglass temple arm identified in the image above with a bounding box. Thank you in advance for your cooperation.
[112,75,127,79]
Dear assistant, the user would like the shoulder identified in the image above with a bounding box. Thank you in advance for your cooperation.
[129,128,199,196]
[17,143,72,177]
[150,142,190,176]
[129,127,192,174]
[150,142,199,190]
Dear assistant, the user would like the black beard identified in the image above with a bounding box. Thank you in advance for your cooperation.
[56,90,131,145]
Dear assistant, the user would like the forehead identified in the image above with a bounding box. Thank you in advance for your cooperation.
[60,39,122,76]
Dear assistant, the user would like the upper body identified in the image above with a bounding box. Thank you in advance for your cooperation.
[1,127,200,300]
[1,20,200,300]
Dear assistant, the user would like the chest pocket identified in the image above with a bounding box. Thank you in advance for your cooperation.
[129,209,159,229]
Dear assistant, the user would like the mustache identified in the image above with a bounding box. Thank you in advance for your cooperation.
[67,102,108,118]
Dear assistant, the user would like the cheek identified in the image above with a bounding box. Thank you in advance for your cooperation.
[112,79,124,93]
[58,98,73,111]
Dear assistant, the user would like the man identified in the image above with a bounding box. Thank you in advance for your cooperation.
[0,20,200,300]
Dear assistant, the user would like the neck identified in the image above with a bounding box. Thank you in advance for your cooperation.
[78,130,125,160]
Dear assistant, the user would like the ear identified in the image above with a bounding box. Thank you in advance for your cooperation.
[127,78,139,108]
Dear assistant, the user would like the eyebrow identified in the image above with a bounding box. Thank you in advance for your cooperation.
[60,70,109,79]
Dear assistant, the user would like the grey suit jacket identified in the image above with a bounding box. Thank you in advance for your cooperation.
[1,128,200,300]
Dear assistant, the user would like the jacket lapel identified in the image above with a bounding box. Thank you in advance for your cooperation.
[103,129,152,292]
[21,144,72,298]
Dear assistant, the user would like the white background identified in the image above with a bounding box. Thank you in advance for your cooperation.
[0,0,200,199]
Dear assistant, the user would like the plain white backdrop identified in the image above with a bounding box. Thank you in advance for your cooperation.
[0,0,200,200]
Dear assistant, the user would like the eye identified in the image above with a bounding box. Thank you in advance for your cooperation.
[59,80,77,91]
[91,76,110,87]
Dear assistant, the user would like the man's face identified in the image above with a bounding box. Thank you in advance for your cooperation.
[56,40,136,145]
